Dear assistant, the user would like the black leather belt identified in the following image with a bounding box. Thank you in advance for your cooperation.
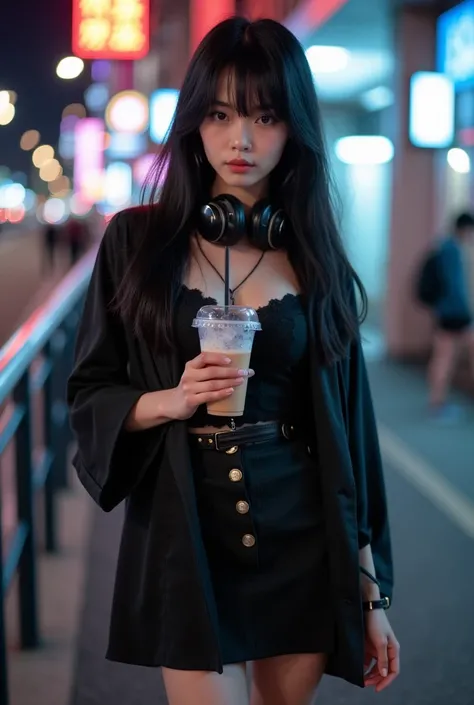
[188,421,297,452]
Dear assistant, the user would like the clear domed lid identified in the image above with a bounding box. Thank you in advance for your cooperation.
[192,305,261,330]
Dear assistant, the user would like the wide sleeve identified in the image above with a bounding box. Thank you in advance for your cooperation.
[346,335,393,600]
[67,212,165,511]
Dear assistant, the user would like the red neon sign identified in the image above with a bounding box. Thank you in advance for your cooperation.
[72,0,150,60]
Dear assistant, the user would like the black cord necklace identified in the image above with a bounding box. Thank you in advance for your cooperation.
[195,237,265,305]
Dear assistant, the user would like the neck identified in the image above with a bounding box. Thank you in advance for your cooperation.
[211,177,269,213]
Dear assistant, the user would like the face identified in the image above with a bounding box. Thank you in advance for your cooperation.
[199,72,288,203]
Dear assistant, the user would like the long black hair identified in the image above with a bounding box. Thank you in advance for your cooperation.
[115,16,367,364]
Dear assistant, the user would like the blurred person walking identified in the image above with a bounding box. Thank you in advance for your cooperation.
[42,222,59,274]
[65,216,89,266]
[421,212,474,420]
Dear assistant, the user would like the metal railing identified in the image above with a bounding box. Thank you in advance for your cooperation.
[0,252,95,705]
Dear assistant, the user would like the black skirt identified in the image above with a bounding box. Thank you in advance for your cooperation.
[189,428,335,665]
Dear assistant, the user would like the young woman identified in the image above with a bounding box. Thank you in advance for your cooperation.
[68,16,400,705]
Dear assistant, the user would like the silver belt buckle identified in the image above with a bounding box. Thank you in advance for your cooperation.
[213,430,228,452]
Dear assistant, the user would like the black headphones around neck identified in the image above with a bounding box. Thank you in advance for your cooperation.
[198,194,290,251]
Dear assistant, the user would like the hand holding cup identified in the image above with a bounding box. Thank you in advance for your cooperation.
[170,352,254,421]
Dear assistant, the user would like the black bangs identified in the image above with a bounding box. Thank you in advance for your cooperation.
[219,51,288,119]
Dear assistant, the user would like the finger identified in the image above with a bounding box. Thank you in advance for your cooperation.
[192,366,254,382]
[193,388,236,405]
[371,639,400,692]
[375,672,398,692]
[188,352,233,369]
[376,639,389,678]
[190,378,245,395]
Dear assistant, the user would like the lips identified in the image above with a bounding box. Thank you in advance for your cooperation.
[227,159,254,166]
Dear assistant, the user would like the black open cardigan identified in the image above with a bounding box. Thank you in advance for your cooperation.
[67,208,393,687]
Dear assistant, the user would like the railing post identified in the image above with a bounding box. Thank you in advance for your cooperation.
[13,372,40,649]
[43,342,57,553]
[50,330,69,490]
[64,308,81,446]
[0,485,9,705]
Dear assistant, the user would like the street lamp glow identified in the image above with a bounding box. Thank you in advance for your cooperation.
[32,145,55,167]
[40,159,63,182]
[0,91,10,110]
[0,103,15,126]
[447,148,471,174]
[20,129,41,151]
[56,56,85,80]
[305,45,350,74]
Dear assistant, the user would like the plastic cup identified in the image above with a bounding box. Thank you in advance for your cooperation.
[192,305,261,416]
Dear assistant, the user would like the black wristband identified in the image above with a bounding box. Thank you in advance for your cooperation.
[363,596,390,612]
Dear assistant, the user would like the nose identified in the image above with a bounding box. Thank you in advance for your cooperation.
[231,118,252,152]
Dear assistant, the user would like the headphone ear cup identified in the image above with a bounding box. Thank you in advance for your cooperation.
[199,194,246,246]
[216,194,247,245]
[198,202,226,243]
[267,208,288,250]
[249,200,288,251]
[248,200,272,250]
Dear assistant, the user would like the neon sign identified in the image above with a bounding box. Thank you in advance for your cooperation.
[72,0,150,60]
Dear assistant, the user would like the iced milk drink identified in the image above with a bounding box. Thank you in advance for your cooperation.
[192,305,261,416]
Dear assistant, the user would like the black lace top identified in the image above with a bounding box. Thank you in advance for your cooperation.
[175,286,311,428]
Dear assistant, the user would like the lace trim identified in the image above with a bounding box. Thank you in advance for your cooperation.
[181,285,302,314]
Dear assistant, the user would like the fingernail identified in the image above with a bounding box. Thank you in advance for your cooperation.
[223,357,231,364]
[238,369,249,376]
[248,369,255,376]
[381,668,388,678]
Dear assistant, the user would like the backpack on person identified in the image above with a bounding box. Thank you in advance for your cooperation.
[415,248,444,307]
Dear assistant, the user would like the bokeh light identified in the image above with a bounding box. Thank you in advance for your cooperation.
[49,175,71,196]
[33,145,55,168]
[56,56,85,80]
[62,103,87,119]
[7,205,25,223]
[43,198,68,224]
[0,91,10,110]
[70,193,93,217]
[20,129,41,151]
[0,103,15,126]
[105,91,149,134]
[7,90,17,105]
[447,147,471,174]
[23,189,37,212]
[0,183,26,208]
[39,159,63,182]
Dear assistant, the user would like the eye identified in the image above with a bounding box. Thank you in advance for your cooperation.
[209,111,228,122]
[257,114,277,125]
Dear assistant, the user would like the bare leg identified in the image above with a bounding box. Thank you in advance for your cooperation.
[162,663,249,705]
[250,653,327,705]
[427,329,458,407]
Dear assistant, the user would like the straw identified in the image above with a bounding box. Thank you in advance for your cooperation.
[224,246,230,310]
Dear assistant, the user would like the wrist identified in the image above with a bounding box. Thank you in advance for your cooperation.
[363,596,390,612]
[361,584,381,601]
[156,388,181,421]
